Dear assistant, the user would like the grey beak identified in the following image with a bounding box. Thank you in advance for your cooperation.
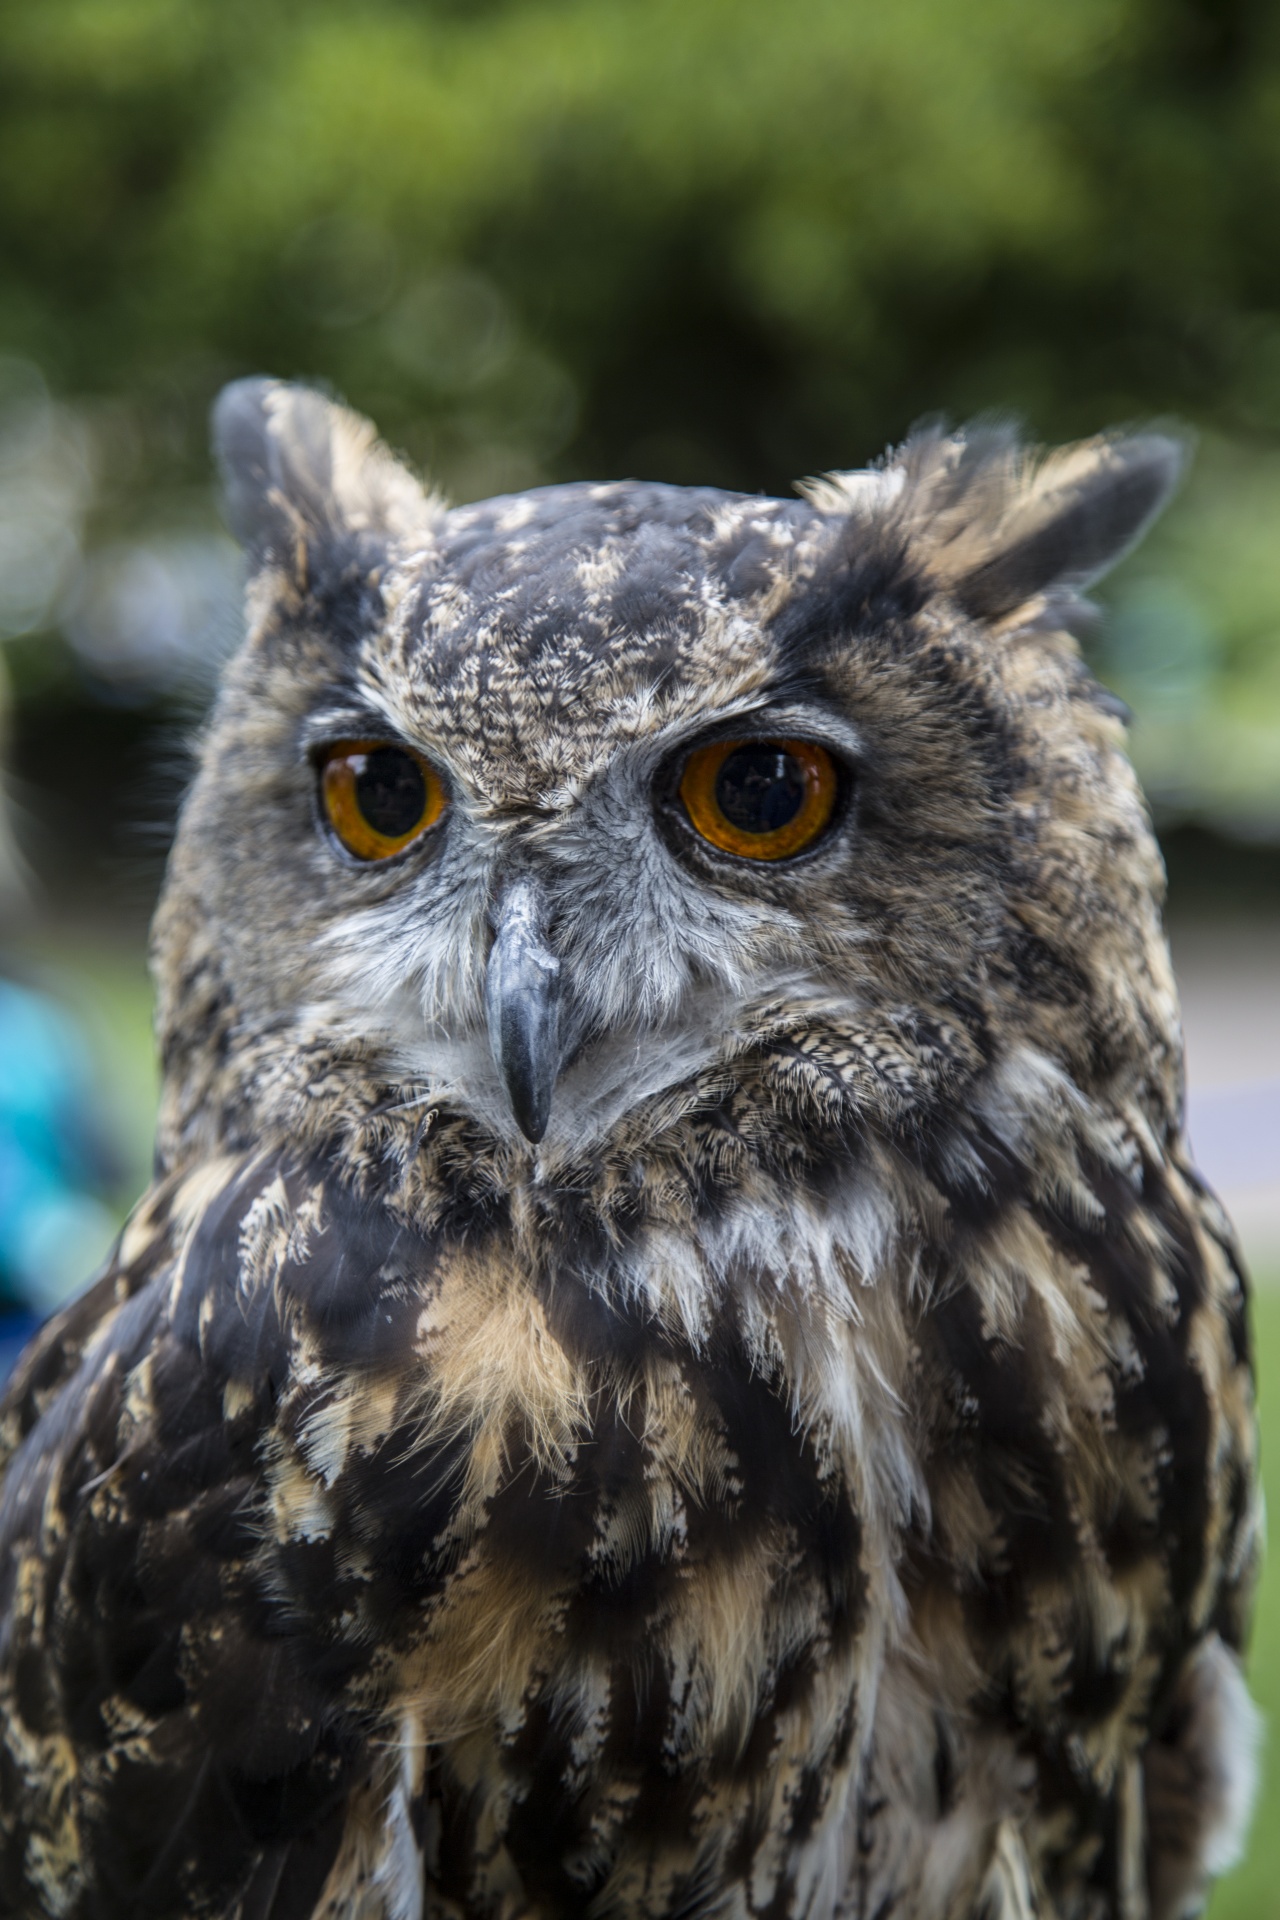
[485,880,562,1143]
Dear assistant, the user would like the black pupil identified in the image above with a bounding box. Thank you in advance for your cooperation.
[715,744,805,835]
[355,748,427,838]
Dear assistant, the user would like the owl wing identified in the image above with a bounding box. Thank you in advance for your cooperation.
[893,1122,1261,1920]
[0,1149,465,1919]
[1137,1162,1261,1918]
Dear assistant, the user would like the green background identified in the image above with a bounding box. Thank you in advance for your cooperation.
[3,0,1280,845]
[0,3,1276,1906]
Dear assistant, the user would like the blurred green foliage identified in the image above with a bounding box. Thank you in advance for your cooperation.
[1,0,1280,830]
[2,14,1277,1900]
[8,0,1280,481]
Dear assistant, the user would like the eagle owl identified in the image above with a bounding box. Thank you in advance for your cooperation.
[0,382,1259,1920]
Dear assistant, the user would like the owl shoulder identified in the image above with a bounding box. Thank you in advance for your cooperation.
[0,1149,466,1913]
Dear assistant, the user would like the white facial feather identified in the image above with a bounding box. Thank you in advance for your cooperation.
[306,703,871,1153]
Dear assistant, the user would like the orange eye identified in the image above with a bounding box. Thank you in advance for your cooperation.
[678,738,838,860]
[320,739,447,861]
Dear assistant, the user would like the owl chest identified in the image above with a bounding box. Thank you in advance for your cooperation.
[328,1268,879,1918]
[410,1396,872,1920]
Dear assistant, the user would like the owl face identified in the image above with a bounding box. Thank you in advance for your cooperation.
[154,383,1181,1166]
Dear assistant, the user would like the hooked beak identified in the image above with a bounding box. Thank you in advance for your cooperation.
[485,880,563,1143]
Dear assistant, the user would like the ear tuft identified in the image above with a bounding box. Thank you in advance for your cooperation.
[212,378,434,574]
[879,422,1186,624]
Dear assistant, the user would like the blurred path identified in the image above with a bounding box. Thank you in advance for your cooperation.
[1173,920,1280,1277]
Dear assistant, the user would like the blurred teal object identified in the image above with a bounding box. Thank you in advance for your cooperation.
[0,977,118,1365]
[0,1310,38,1383]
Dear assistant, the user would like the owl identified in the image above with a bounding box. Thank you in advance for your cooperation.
[0,381,1260,1920]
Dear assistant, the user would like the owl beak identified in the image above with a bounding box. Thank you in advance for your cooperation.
[485,880,563,1144]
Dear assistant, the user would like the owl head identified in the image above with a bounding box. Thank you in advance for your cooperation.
[152,380,1181,1183]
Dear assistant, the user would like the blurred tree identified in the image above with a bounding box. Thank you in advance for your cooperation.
[1,0,1279,837]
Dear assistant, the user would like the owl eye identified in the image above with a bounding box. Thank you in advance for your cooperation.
[319,740,447,861]
[678,738,839,860]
